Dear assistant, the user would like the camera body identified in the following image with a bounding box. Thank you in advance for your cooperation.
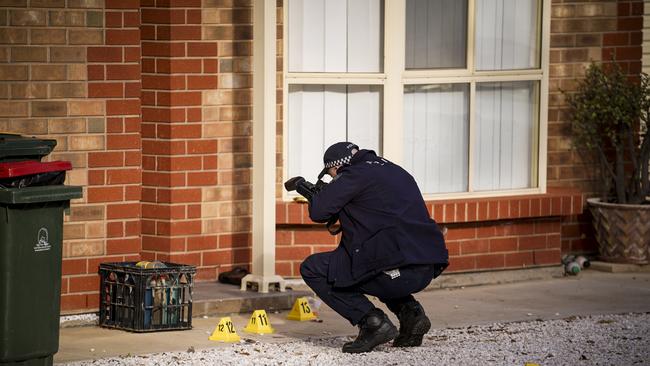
[284,176,327,201]
[284,176,341,235]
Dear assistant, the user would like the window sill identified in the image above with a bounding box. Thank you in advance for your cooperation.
[276,187,583,225]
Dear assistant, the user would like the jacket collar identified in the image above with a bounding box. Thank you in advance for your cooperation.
[349,149,377,165]
[332,149,377,177]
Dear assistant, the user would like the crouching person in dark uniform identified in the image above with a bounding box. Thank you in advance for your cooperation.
[296,142,448,353]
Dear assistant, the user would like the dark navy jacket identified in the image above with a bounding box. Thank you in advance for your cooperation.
[309,149,448,287]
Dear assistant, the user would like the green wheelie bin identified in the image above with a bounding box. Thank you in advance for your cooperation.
[0,134,82,366]
[0,187,82,366]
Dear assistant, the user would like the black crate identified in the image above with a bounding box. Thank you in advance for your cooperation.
[98,262,195,332]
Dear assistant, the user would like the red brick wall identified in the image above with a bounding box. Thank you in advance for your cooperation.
[548,0,643,254]
[0,0,142,313]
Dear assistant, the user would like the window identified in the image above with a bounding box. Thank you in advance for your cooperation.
[475,0,539,71]
[288,0,383,73]
[284,0,549,197]
[404,84,469,193]
[287,84,382,180]
[406,0,467,69]
[474,81,538,191]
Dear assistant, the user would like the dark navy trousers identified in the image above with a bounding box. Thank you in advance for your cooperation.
[300,251,444,325]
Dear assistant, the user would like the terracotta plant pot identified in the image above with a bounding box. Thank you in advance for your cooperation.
[587,198,650,264]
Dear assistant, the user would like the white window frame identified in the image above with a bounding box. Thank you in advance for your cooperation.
[281,0,550,201]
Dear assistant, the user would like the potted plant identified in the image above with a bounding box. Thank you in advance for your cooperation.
[566,63,650,264]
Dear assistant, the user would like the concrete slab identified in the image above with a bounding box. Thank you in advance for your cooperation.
[180,266,567,318]
[192,282,312,316]
[54,270,650,364]
[589,261,650,273]
[428,265,565,289]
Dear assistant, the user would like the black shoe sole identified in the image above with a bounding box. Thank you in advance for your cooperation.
[393,316,431,347]
[342,324,399,353]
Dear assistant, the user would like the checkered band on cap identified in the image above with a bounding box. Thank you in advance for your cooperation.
[325,155,352,168]
[318,142,359,179]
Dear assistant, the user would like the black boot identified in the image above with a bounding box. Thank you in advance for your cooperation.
[392,301,431,347]
[342,308,398,353]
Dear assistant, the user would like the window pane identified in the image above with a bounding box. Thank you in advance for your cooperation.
[475,0,539,71]
[288,0,383,73]
[288,85,382,180]
[473,81,537,191]
[406,0,467,70]
[403,84,469,194]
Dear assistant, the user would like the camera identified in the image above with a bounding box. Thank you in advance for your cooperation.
[284,176,327,202]
[285,176,340,235]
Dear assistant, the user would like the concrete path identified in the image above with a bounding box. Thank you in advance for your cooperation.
[54,270,650,364]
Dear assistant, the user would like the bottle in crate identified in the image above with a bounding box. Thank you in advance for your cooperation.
[154,277,168,326]
[168,275,180,324]
[144,276,155,328]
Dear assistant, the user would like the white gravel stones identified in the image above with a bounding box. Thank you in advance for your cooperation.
[60,313,98,325]
[62,312,649,366]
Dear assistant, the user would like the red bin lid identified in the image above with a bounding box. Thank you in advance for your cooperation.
[0,160,72,179]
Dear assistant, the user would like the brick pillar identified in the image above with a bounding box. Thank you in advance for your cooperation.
[85,0,143,272]
[548,0,643,254]
[200,1,254,279]
[141,0,243,280]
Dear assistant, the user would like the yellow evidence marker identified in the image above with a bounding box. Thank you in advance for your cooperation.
[287,297,317,321]
[243,310,274,334]
[208,317,241,342]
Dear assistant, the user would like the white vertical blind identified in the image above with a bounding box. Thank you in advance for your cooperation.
[288,85,382,180]
[348,0,383,72]
[405,0,467,69]
[325,0,348,71]
[473,81,536,191]
[348,85,382,152]
[475,0,538,70]
[288,0,383,72]
[403,84,469,194]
